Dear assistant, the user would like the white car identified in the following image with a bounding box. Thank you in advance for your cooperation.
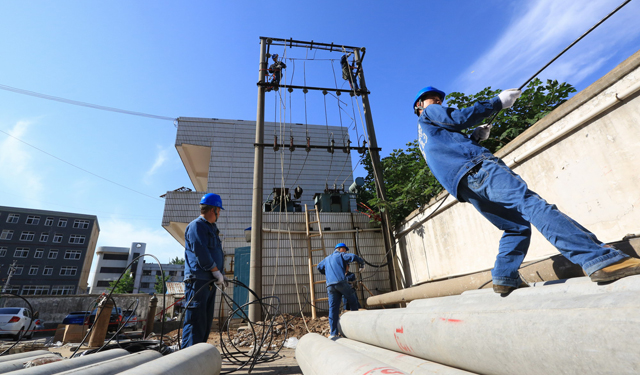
[0,307,34,340]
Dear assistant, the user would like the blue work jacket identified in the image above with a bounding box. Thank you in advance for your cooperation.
[417,96,503,198]
[184,216,224,281]
[317,250,364,286]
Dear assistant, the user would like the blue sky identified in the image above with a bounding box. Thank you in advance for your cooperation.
[1,0,639,272]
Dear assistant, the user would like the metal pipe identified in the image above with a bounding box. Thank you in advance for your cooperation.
[334,337,478,375]
[250,37,267,321]
[367,254,585,306]
[116,343,222,375]
[296,333,411,375]
[342,275,640,375]
[50,350,161,375]
[262,227,381,235]
[7,349,128,375]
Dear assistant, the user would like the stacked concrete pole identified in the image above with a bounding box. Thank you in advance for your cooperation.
[339,276,640,375]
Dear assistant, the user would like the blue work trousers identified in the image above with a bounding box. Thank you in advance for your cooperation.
[342,287,360,311]
[181,278,217,348]
[457,157,628,288]
[327,281,359,336]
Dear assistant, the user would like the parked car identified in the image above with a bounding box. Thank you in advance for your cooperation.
[122,310,138,330]
[33,318,45,333]
[87,307,123,331]
[62,311,91,325]
[0,307,34,340]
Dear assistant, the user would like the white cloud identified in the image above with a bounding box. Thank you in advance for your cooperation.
[144,146,169,183]
[455,0,640,92]
[0,120,43,201]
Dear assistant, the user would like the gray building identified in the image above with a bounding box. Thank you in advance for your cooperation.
[162,117,355,272]
[0,206,99,295]
[139,263,184,295]
[89,243,146,294]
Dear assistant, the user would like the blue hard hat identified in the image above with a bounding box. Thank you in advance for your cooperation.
[200,193,225,210]
[335,243,349,251]
[413,86,446,110]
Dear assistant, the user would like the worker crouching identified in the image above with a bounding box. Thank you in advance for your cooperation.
[317,243,365,338]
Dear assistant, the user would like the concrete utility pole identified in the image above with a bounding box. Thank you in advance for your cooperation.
[249,38,267,321]
[354,49,400,293]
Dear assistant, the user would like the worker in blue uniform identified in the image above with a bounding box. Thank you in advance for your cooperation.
[181,193,229,348]
[317,243,365,338]
[413,86,640,295]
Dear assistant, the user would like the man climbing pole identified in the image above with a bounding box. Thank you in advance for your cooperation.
[341,54,359,91]
[266,53,286,92]
[412,86,640,295]
[317,243,365,338]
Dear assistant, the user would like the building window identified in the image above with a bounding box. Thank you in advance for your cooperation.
[169,271,177,276]
[142,270,152,276]
[58,218,68,227]
[14,248,29,258]
[6,214,19,223]
[73,219,90,229]
[0,247,6,257]
[1,230,14,240]
[20,231,35,241]
[44,217,54,226]
[43,266,53,276]
[141,283,151,288]
[34,248,44,258]
[3,286,20,294]
[100,267,126,274]
[69,235,85,244]
[52,234,63,243]
[64,250,82,260]
[96,280,112,287]
[39,233,49,242]
[28,265,39,275]
[48,249,58,259]
[155,270,162,276]
[103,253,129,261]
[25,215,40,225]
[21,285,49,295]
[51,286,75,295]
[9,265,23,276]
[60,266,77,276]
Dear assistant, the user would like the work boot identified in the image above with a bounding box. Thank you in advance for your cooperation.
[492,280,529,295]
[589,257,640,282]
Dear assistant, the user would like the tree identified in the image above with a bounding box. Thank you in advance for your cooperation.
[108,270,134,294]
[169,257,185,265]
[358,79,576,228]
[154,273,171,294]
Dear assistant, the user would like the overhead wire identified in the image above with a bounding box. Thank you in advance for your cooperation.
[0,128,163,202]
[0,83,176,122]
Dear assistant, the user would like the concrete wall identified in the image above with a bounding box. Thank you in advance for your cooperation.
[396,50,640,287]
[0,293,152,326]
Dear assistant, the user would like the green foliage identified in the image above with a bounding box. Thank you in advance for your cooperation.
[108,270,134,294]
[169,257,185,265]
[358,79,576,227]
[154,273,171,294]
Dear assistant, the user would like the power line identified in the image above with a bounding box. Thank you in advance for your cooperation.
[0,128,163,202]
[0,83,176,122]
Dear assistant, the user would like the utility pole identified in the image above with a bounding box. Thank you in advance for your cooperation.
[249,37,267,321]
[355,48,400,293]
[2,260,17,293]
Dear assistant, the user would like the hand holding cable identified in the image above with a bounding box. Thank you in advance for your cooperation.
[211,270,228,289]
[471,124,492,142]
[498,89,522,109]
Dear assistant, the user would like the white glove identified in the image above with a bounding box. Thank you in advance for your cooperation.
[211,270,228,289]
[498,89,521,109]
[471,124,492,142]
[359,265,365,272]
